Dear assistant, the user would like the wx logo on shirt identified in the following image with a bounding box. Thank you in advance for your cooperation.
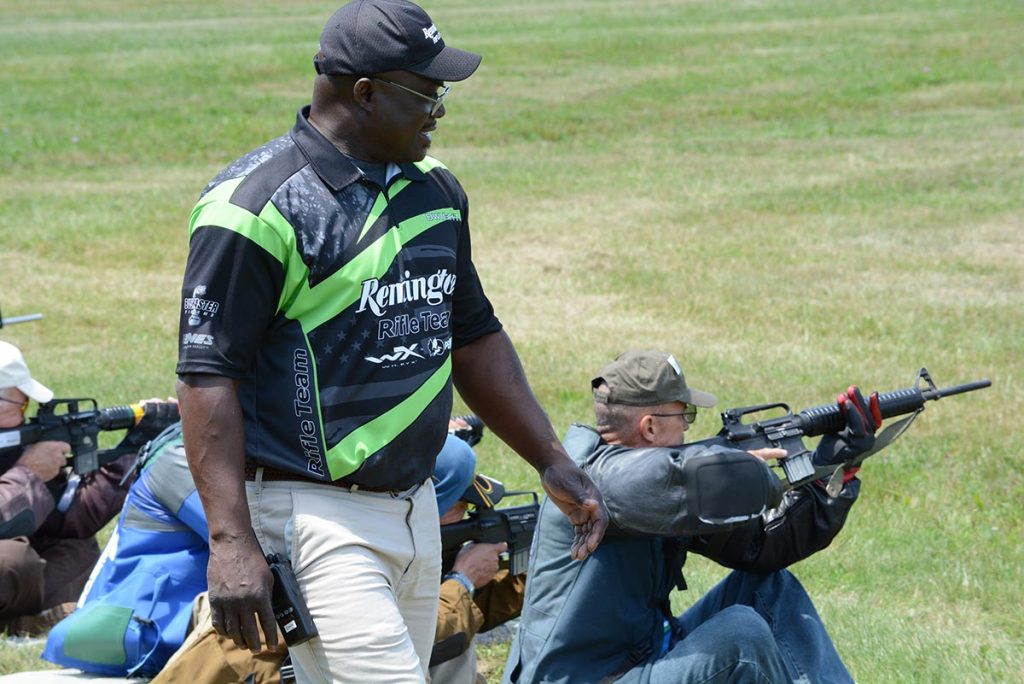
[366,344,424,365]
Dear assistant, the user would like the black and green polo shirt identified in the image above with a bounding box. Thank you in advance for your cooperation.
[176,106,501,489]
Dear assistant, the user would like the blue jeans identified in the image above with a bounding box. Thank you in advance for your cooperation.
[643,570,852,684]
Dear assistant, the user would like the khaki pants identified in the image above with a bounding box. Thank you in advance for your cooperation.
[0,536,98,633]
[152,593,285,684]
[247,475,442,683]
[429,644,485,684]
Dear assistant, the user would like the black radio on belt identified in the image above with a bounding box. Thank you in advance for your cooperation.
[266,553,319,646]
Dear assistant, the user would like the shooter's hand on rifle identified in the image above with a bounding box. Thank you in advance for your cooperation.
[453,541,508,589]
[449,414,485,447]
[17,440,70,481]
[116,398,179,451]
[748,448,787,462]
[813,386,882,466]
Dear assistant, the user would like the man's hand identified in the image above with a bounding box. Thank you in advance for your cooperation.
[178,375,276,653]
[207,533,278,653]
[541,461,607,561]
[18,440,70,482]
[452,542,506,588]
[451,331,609,559]
[748,447,787,462]
[813,385,882,466]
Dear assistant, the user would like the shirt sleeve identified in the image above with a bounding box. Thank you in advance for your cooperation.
[0,463,56,539]
[473,570,526,633]
[176,490,210,541]
[37,451,134,539]
[584,442,781,537]
[176,223,285,378]
[688,479,860,572]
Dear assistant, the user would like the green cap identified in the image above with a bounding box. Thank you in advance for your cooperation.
[591,350,717,408]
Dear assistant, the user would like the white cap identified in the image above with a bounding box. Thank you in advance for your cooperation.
[0,341,54,403]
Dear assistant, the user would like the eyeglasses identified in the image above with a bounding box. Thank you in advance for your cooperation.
[650,406,698,425]
[0,396,29,412]
[372,78,450,117]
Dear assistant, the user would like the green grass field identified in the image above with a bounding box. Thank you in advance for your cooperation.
[1,0,1022,680]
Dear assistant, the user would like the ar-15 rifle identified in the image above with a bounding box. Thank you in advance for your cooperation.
[695,368,990,496]
[441,484,540,576]
[0,398,179,475]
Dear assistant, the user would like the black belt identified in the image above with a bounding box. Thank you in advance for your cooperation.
[243,462,404,494]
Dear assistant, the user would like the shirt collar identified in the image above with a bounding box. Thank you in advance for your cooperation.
[291,105,428,191]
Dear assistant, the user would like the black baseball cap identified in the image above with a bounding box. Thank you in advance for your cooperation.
[460,474,505,508]
[315,0,482,82]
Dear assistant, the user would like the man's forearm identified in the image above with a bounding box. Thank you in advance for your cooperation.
[692,482,859,572]
[453,331,609,559]
[452,331,568,471]
[176,375,251,540]
[177,374,279,651]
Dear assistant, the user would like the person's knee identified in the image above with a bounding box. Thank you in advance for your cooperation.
[760,568,813,605]
[0,538,45,617]
[716,605,778,663]
[0,538,39,566]
[659,606,786,684]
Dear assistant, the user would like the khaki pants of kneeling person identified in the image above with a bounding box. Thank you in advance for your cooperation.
[152,592,286,684]
[247,473,442,683]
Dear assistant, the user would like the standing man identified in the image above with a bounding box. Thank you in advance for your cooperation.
[175,1,606,682]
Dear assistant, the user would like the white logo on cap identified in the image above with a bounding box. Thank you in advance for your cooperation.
[666,355,682,376]
[422,24,440,44]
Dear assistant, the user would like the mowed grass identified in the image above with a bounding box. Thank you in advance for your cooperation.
[1,0,1021,680]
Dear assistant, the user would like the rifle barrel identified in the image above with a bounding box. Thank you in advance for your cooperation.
[923,379,991,400]
[97,404,144,431]
[0,313,43,327]
[798,377,990,437]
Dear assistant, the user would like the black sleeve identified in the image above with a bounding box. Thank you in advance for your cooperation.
[36,451,135,539]
[176,225,285,378]
[450,196,502,348]
[688,478,861,573]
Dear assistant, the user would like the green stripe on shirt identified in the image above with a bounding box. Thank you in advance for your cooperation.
[287,208,462,332]
[324,356,452,480]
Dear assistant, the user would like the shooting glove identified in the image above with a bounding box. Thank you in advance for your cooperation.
[450,414,485,447]
[118,402,181,451]
[813,386,882,466]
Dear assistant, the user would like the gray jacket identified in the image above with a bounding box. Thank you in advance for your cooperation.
[502,425,859,684]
